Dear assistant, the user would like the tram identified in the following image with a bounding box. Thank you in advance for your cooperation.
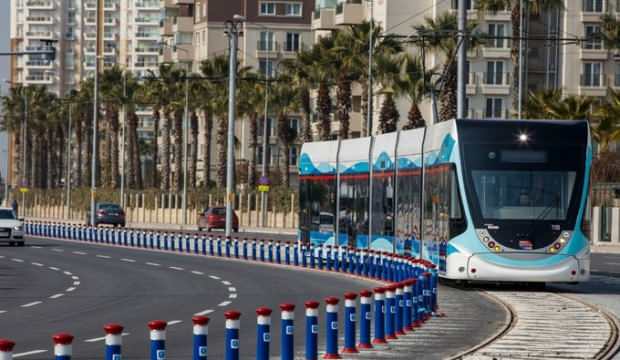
[299,119,591,282]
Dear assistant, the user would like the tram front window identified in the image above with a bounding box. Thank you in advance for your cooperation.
[471,170,576,221]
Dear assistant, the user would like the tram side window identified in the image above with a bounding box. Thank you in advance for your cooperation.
[395,168,422,255]
[371,172,395,239]
[339,173,370,247]
[449,166,466,237]
[299,175,337,244]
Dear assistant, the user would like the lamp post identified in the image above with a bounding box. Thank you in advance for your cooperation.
[367,0,374,136]
[120,72,126,208]
[65,103,72,216]
[224,15,245,237]
[90,0,103,226]
[182,75,189,225]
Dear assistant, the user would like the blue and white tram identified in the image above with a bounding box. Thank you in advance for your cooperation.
[299,119,591,283]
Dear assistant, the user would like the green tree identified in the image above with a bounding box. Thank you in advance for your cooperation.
[398,55,429,129]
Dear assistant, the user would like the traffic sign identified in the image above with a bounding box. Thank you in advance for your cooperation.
[258,176,270,193]
[19,187,28,193]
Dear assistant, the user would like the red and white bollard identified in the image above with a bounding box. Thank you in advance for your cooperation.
[53,333,74,360]
[0,339,15,360]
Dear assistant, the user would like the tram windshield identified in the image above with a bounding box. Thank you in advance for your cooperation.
[471,170,576,221]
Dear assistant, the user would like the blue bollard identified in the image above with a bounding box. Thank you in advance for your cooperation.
[404,279,414,331]
[358,290,373,350]
[325,245,332,271]
[276,242,282,264]
[323,296,340,359]
[201,236,207,255]
[233,238,239,258]
[208,235,214,256]
[225,237,231,258]
[284,243,291,265]
[192,316,209,360]
[300,244,306,267]
[224,311,241,360]
[423,271,432,321]
[317,246,324,271]
[347,247,354,274]
[280,303,295,360]
[148,320,167,360]
[304,301,319,360]
[52,333,74,360]
[309,244,316,269]
[268,241,274,263]
[372,287,387,345]
[0,338,15,359]
[385,285,397,340]
[255,307,272,360]
[216,236,223,257]
[259,241,266,262]
[333,246,340,272]
[342,292,358,354]
[252,240,257,261]
[395,283,405,336]
[104,323,123,360]
[242,239,248,259]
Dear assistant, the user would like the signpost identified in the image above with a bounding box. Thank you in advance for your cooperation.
[258,176,270,193]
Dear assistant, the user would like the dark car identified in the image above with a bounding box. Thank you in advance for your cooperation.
[87,203,126,227]
[198,207,239,232]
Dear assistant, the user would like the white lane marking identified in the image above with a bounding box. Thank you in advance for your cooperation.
[229,293,238,299]
[11,258,24,263]
[84,333,130,343]
[73,251,87,255]
[31,262,43,267]
[191,270,204,275]
[52,248,64,252]
[604,262,620,266]
[218,301,231,307]
[209,275,221,280]
[0,310,6,314]
[49,293,64,299]
[195,309,215,316]
[168,320,183,326]
[146,262,160,267]
[96,254,111,259]
[31,246,42,249]
[63,271,73,275]
[71,276,79,280]
[221,280,231,286]
[13,350,48,358]
[73,281,81,286]
[48,266,59,271]
[121,258,136,263]
[21,301,42,308]
[66,287,76,292]
[0,255,4,258]
[228,287,237,292]
[169,266,184,271]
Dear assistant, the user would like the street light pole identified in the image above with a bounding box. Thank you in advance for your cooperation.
[65,103,72,216]
[224,15,244,237]
[260,59,270,228]
[120,72,126,208]
[457,0,467,119]
[182,76,189,225]
[366,0,374,137]
[90,0,102,226]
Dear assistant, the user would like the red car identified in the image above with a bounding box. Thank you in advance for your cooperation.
[198,207,239,232]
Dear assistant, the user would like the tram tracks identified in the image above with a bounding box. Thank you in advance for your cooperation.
[452,290,620,360]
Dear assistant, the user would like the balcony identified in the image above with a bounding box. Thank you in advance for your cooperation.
[160,18,173,35]
[25,74,54,84]
[581,44,608,60]
[483,10,511,22]
[312,8,336,30]
[482,44,511,59]
[281,42,306,57]
[172,16,193,33]
[25,59,53,68]
[135,1,160,9]
[335,0,364,25]
[579,74,607,97]
[85,1,117,11]
[25,0,54,10]
[581,10,605,23]
[104,32,117,40]
[135,16,160,25]
[481,72,511,95]
[135,61,159,68]
[84,46,116,55]
[25,31,53,39]
[256,41,279,57]
[162,0,195,7]
[25,16,54,24]
[136,32,159,39]
[135,46,161,55]
[466,72,477,95]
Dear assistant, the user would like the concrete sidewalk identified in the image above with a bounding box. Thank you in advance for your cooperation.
[592,243,620,254]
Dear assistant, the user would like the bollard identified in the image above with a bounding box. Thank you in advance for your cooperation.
[347,248,355,274]
[224,310,241,360]
[268,241,274,263]
[217,236,223,257]
[201,236,207,255]
[395,283,405,336]
[385,285,397,340]
[325,245,332,271]
[104,323,123,360]
[323,296,341,359]
[259,241,265,262]
[284,242,291,265]
[209,235,215,256]
[233,237,240,258]
[225,236,231,258]
[372,287,387,345]
[255,307,272,360]
[280,304,295,360]
[242,238,248,260]
[192,316,209,360]
[305,300,320,360]
[252,239,258,261]
[52,333,74,360]
[404,279,414,331]
[298,243,304,267]
[309,244,316,269]
[0,338,15,360]
[276,241,282,264]
[423,272,432,321]
[342,292,358,354]
[148,320,167,360]
[358,290,373,350]
[332,246,340,272]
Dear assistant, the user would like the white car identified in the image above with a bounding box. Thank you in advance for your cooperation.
[0,208,24,246]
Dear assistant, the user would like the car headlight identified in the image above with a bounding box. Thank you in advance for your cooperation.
[13,225,22,231]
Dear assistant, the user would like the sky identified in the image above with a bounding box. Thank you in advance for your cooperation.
[1,1,11,181]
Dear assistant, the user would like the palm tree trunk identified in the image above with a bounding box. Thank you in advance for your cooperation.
[151,107,160,188]
[247,111,258,187]
[110,109,120,188]
[161,112,171,192]
[511,3,521,115]
[75,113,83,187]
[336,75,352,139]
[101,106,112,187]
[190,111,198,189]
[360,81,369,136]
[439,59,457,122]
[201,109,212,187]
[216,115,227,188]
[378,94,399,134]
[317,81,332,141]
[128,111,143,189]
[85,110,92,187]
[300,88,313,143]
[46,132,53,189]
[57,125,64,188]
[173,109,183,192]
[404,102,425,129]
[281,142,290,187]
[11,132,20,189]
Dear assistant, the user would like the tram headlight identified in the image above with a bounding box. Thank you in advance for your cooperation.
[494,245,502,252]
[487,241,495,249]
[549,247,557,253]
[562,231,570,239]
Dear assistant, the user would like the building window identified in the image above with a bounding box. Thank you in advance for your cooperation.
[259,59,275,77]
[582,62,602,86]
[584,24,603,50]
[487,23,506,48]
[352,96,362,113]
[259,31,274,51]
[285,32,300,52]
[583,0,603,12]
[259,1,276,16]
[284,2,302,16]
[289,145,298,166]
[289,117,299,133]
[485,98,503,118]
[485,61,504,85]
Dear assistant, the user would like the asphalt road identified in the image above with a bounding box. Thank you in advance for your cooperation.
[0,236,507,360]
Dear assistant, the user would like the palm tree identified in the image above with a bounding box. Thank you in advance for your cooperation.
[303,37,337,140]
[398,55,429,129]
[1,85,27,187]
[523,89,561,119]
[100,66,125,188]
[193,77,215,187]
[271,74,299,187]
[476,0,564,113]
[593,90,620,153]
[120,71,144,190]
[375,54,402,134]
[280,57,313,143]
[237,74,264,187]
